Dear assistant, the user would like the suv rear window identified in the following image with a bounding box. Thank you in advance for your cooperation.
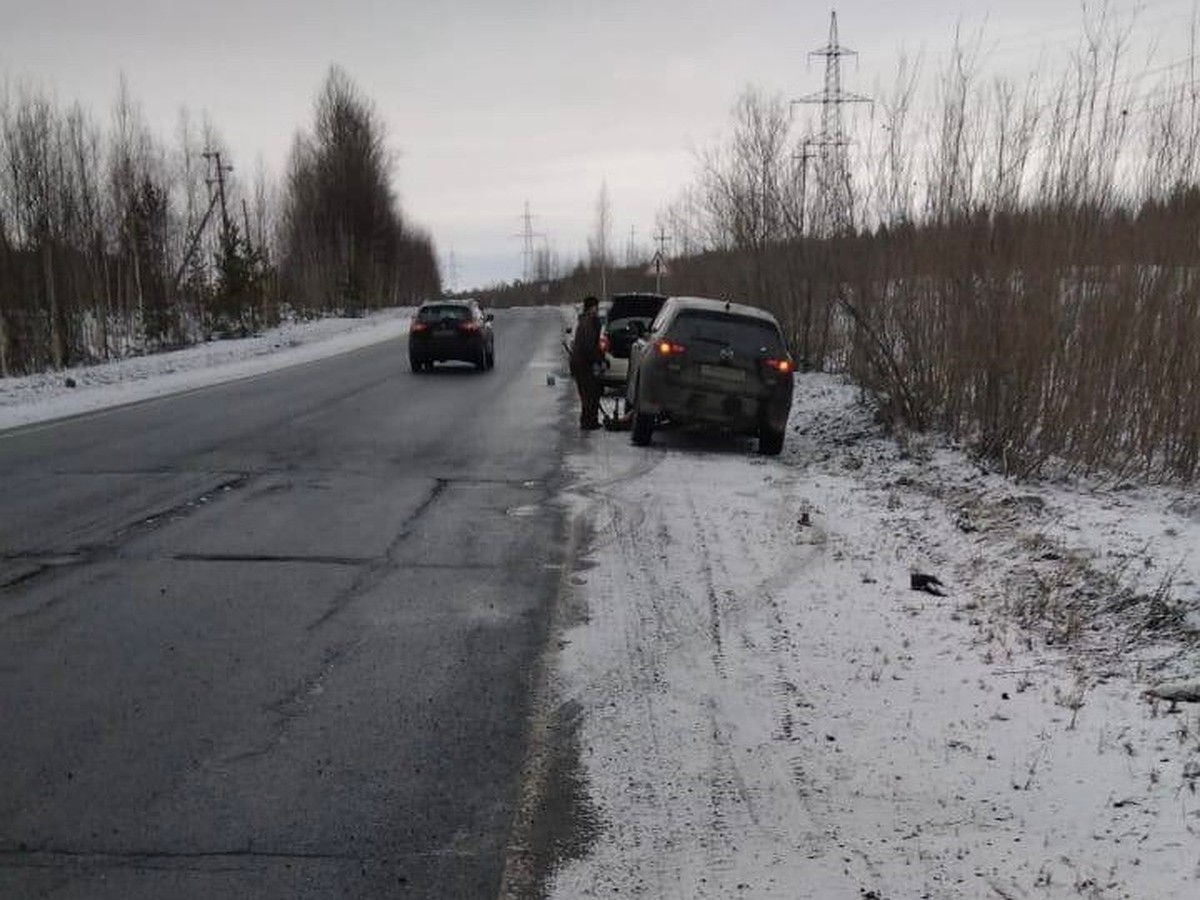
[669,311,784,355]
[607,295,666,323]
[419,305,471,321]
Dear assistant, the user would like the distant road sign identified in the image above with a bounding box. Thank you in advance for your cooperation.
[646,250,670,278]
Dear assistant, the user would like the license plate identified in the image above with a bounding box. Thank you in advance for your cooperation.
[699,364,745,383]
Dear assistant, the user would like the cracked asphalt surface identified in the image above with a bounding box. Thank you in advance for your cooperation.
[0,307,570,899]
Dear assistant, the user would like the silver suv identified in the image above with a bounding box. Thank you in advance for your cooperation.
[625,296,794,455]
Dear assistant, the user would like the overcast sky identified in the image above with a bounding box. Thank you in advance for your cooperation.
[4,0,1196,289]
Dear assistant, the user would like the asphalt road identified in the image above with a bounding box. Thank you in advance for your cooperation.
[0,307,572,899]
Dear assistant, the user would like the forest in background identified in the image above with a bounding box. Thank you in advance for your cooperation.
[0,66,440,377]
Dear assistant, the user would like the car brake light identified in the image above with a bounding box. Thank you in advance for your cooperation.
[656,340,686,357]
[411,321,428,333]
[762,358,793,374]
[600,334,610,354]
[458,320,480,333]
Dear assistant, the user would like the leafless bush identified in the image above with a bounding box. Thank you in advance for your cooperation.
[847,10,1200,481]
[667,7,1200,482]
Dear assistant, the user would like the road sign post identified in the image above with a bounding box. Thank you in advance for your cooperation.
[645,250,669,293]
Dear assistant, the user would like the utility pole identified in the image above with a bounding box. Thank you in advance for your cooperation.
[793,11,871,236]
[793,139,819,236]
[513,200,545,282]
[446,249,459,293]
[241,199,254,256]
[172,191,220,292]
[202,151,233,240]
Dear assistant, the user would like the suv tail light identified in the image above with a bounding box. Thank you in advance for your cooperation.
[656,340,686,357]
[410,320,429,333]
[458,320,481,333]
[761,357,793,374]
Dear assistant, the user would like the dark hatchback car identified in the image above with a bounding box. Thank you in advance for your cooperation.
[625,296,794,455]
[598,292,667,391]
[409,299,494,372]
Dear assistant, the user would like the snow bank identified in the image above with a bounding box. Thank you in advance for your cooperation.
[551,372,1200,899]
[0,307,415,431]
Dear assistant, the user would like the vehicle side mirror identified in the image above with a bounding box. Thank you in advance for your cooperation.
[564,326,573,335]
[485,313,494,322]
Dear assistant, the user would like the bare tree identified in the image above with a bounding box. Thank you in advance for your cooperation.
[587,179,612,298]
[281,66,439,313]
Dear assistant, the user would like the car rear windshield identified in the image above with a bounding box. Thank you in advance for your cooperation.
[669,310,785,355]
[419,305,471,321]
[608,296,666,322]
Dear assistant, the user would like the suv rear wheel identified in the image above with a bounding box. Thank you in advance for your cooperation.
[759,424,784,456]
[631,387,654,446]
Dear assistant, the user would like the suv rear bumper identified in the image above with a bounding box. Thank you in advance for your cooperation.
[638,382,792,434]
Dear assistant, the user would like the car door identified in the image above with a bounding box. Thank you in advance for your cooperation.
[626,305,673,405]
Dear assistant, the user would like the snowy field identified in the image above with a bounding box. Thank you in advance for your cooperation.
[0,307,415,431]
[552,376,1200,898]
[3,308,1199,897]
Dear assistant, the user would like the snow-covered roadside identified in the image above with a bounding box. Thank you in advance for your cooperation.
[550,374,1200,899]
[7,307,1199,896]
[0,307,415,431]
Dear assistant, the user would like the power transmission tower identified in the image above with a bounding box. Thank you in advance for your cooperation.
[794,11,871,236]
[513,200,545,282]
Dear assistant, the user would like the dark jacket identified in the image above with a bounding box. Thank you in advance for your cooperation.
[570,309,604,371]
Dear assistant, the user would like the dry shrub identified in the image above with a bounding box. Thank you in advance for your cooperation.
[838,12,1200,481]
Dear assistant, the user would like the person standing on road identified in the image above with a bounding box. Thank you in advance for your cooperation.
[570,295,605,430]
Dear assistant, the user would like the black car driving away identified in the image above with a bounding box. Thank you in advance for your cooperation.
[409,299,495,372]
[625,296,794,455]
[598,292,667,391]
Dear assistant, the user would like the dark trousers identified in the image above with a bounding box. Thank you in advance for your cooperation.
[572,364,601,427]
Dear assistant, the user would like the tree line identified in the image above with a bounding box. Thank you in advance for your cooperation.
[0,66,440,377]
[497,14,1200,483]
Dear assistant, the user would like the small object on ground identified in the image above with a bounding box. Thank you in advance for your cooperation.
[798,512,812,527]
[64,377,77,388]
[1146,680,1200,703]
[911,572,946,596]
[546,373,556,386]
